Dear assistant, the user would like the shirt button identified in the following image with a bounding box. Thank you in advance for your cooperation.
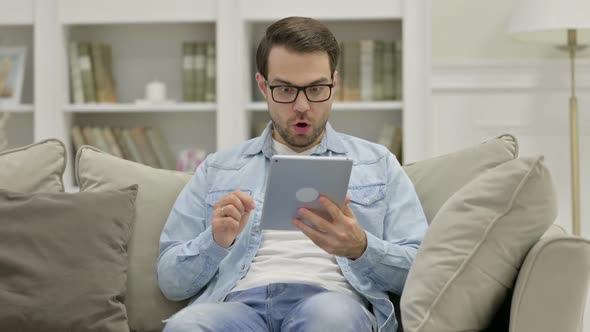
[254,226,260,232]
[241,265,246,271]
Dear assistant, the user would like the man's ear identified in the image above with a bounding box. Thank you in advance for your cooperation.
[255,72,268,101]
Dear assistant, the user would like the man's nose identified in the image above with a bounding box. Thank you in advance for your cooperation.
[292,90,310,113]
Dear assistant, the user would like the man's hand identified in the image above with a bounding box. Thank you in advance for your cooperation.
[212,190,256,248]
[293,195,367,260]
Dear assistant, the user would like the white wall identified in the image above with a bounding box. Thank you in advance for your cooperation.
[432,1,590,330]
[433,0,590,60]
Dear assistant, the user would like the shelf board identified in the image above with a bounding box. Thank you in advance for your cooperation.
[58,0,217,24]
[64,103,217,113]
[0,103,34,113]
[247,101,403,112]
[242,0,402,21]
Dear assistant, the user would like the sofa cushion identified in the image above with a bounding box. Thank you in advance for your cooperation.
[76,146,192,332]
[401,156,557,332]
[403,134,518,223]
[0,185,137,332]
[0,139,66,193]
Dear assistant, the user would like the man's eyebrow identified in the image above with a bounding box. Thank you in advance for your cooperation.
[270,77,331,85]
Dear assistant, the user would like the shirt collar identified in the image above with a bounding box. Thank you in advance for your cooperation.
[243,121,346,157]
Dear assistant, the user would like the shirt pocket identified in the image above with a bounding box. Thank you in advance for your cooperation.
[348,183,386,206]
[348,184,386,233]
[205,189,253,223]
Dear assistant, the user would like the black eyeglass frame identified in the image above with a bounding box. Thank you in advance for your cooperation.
[264,79,334,104]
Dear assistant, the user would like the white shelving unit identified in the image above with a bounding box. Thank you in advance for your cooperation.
[0,0,35,150]
[3,0,431,188]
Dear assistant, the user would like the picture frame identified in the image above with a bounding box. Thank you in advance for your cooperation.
[0,47,27,106]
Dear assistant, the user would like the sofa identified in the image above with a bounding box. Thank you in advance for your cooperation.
[0,134,589,332]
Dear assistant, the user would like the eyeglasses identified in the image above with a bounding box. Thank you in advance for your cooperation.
[265,80,334,103]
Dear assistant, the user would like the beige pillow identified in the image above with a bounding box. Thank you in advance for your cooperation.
[0,139,66,193]
[76,146,192,332]
[401,156,557,332]
[403,134,518,223]
[0,185,137,332]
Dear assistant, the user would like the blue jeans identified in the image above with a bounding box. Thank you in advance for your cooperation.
[163,283,377,332]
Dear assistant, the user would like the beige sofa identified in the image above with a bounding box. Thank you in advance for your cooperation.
[0,135,589,332]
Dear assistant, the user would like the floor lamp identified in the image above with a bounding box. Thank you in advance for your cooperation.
[509,0,590,236]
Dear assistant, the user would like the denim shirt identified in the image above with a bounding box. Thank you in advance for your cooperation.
[157,122,428,332]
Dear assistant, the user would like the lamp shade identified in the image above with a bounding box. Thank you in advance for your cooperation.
[509,0,590,44]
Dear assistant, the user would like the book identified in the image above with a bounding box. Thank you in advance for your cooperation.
[145,127,176,170]
[394,40,403,100]
[68,43,84,104]
[372,40,385,100]
[102,127,124,159]
[194,42,207,102]
[77,42,96,103]
[205,41,216,102]
[334,41,344,102]
[112,127,132,161]
[341,40,360,101]
[360,40,374,101]
[120,128,144,164]
[382,41,395,100]
[91,127,111,153]
[70,126,87,153]
[129,127,161,168]
[81,126,98,148]
[91,43,117,103]
[182,42,195,102]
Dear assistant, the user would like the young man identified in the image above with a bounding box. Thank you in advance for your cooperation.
[157,16,427,332]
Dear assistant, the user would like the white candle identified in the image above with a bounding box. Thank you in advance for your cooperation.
[146,79,166,102]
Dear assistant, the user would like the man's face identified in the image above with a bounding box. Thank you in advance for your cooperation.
[256,46,337,152]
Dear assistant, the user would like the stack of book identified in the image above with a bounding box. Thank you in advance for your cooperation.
[70,126,177,170]
[182,41,216,102]
[69,42,117,104]
[334,39,402,102]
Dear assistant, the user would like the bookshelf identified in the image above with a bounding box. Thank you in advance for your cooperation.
[2,0,431,188]
[0,0,35,150]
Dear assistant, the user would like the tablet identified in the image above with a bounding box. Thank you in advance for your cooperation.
[260,155,353,231]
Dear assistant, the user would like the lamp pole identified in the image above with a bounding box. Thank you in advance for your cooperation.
[567,29,581,236]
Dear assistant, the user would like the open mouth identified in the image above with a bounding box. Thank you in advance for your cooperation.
[293,122,310,133]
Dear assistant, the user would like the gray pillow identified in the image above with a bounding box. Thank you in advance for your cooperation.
[0,139,66,193]
[0,185,138,332]
[401,156,557,332]
[76,146,192,332]
[403,134,518,223]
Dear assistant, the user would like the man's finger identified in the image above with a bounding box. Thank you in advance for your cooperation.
[319,196,343,221]
[293,218,327,244]
[233,190,256,210]
[343,201,355,218]
[298,208,331,232]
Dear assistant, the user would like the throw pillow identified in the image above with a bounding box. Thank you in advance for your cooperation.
[403,134,518,223]
[76,146,192,332]
[0,185,138,332]
[401,156,557,332]
[0,139,66,193]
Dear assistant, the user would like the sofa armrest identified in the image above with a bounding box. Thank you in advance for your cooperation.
[510,234,590,332]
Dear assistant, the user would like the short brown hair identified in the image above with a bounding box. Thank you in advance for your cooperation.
[256,16,340,79]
